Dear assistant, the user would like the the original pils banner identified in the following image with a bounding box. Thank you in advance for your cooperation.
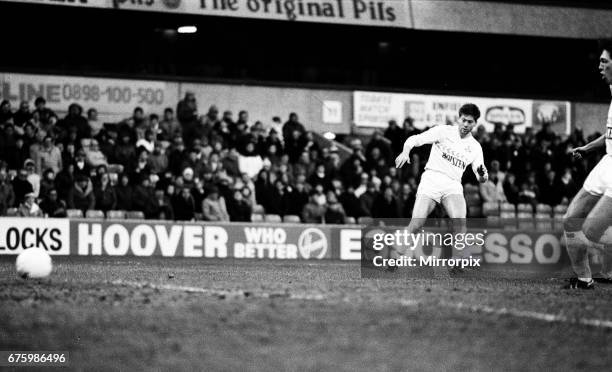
[353,91,572,134]
[0,0,408,28]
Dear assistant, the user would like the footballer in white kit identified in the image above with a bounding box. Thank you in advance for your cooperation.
[563,39,612,289]
[389,103,487,264]
[395,103,488,221]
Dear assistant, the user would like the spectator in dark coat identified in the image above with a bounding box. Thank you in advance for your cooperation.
[325,191,346,224]
[0,100,13,124]
[172,186,196,221]
[33,97,58,127]
[40,189,67,218]
[339,185,362,219]
[359,182,378,217]
[132,177,156,218]
[13,101,32,128]
[59,103,91,141]
[0,170,15,215]
[94,173,117,212]
[12,169,34,205]
[227,189,252,222]
[152,188,174,220]
[67,175,95,213]
[282,113,306,144]
[284,181,309,216]
[54,163,74,202]
[503,173,520,205]
[372,187,400,219]
[114,174,133,211]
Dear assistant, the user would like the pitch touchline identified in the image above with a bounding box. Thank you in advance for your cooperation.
[110,280,612,329]
[438,301,612,329]
[109,280,326,300]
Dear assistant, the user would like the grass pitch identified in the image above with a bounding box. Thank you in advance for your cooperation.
[1,257,612,371]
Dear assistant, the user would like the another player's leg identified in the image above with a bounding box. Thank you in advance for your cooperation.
[581,194,612,283]
[440,194,467,257]
[388,195,437,261]
[563,188,600,289]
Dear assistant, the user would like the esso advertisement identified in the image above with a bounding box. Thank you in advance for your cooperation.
[0,218,70,255]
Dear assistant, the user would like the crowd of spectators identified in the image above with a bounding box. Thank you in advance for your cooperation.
[0,93,599,223]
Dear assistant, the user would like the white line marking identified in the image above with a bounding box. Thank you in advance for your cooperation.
[438,301,612,329]
[110,280,612,329]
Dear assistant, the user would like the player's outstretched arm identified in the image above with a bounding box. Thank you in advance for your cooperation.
[475,165,488,183]
[472,146,488,183]
[395,126,443,168]
[570,134,605,159]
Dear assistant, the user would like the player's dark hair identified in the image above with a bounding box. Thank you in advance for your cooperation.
[599,38,612,55]
[459,103,480,121]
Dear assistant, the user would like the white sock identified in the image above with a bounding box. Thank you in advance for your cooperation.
[599,245,612,278]
[565,230,591,279]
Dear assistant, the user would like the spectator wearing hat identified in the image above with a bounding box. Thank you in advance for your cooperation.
[202,186,229,222]
[36,136,62,174]
[40,188,67,218]
[68,175,95,214]
[0,169,15,215]
[18,192,42,217]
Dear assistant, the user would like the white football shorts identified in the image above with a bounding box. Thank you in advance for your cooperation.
[416,170,464,203]
[583,154,612,198]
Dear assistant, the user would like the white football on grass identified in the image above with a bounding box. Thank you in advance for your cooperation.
[16,248,53,279]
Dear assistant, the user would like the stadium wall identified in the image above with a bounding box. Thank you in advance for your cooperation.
[1,71,609,136]
[0,218,577,270]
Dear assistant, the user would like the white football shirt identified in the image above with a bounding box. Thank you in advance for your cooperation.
[407,125,485,182]
[606,87,612,155]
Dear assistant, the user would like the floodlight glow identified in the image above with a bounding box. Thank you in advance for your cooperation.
[178,26,197,34]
